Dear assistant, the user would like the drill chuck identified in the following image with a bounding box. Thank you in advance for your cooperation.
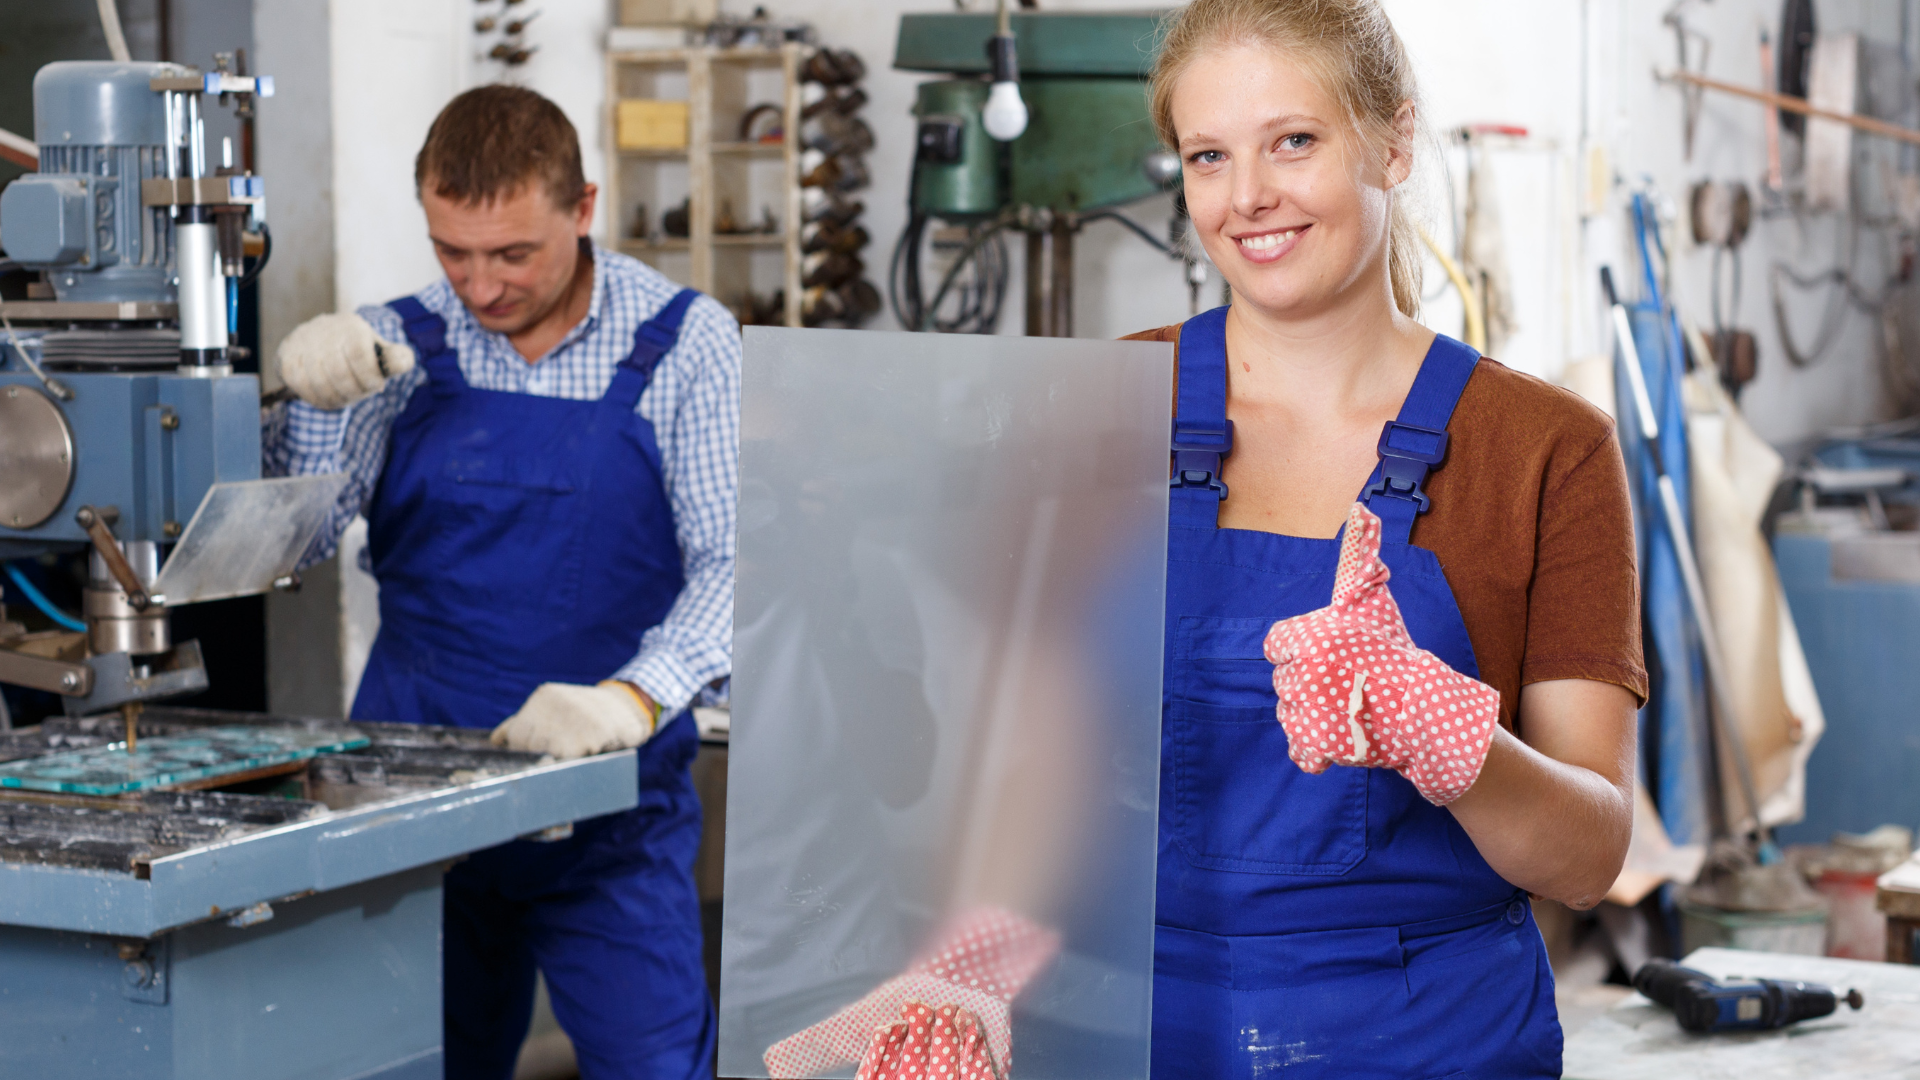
[1633,958,1864,1033]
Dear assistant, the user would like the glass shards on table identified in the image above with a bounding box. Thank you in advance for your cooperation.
[0,725,370,795]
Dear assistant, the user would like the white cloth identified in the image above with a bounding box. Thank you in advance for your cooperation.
[491,681,656,761]
[275,313,416,410]
[1684,368,1826,831]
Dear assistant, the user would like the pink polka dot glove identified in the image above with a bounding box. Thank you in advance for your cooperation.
[763,907,1060,1080]
[856,1003,998,1080]
[1261,502,1501,806]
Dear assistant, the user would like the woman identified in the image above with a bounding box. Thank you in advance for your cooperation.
[1132,1,1644,1076]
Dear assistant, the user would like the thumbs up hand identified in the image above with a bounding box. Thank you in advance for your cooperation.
[1262,503,1501,805]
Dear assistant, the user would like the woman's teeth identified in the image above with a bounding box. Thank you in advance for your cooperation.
[1239,230,1296,252]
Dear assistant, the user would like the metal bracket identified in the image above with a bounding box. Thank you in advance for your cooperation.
[0,637,93,696]
[60,640,207,717]
[116,936,170,1005]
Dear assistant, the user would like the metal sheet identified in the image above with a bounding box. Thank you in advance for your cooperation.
[0,724,368,795]
[720,328,1171,1079]
[152,474,349,605]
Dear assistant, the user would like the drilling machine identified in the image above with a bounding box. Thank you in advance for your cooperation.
[0,60,345,741]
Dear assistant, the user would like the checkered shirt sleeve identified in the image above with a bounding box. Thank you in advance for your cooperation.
[262,249,739,714]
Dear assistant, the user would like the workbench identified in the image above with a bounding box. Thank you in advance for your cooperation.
[1562,948,1920,1079]
[1878,857,1920,964]
[0,707,637,1080]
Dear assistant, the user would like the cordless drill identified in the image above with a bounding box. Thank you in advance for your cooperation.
[1632,958,1865,1033]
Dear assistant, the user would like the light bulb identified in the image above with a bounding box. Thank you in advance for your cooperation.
[982,81,1028,142]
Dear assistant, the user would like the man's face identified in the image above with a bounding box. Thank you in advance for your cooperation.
[421,179,598,337]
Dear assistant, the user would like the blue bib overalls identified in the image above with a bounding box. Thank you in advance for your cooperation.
[1151,307,1562,1079]
[351,291,715,1080]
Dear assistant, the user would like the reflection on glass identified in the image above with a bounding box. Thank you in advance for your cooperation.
[721,327,1172,1080]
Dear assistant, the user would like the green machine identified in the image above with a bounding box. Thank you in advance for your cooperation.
[888,9,1192,335]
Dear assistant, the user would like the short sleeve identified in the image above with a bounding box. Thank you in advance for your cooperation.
[1521,427,1648,704]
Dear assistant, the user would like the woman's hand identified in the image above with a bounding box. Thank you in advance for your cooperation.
[1447,680,1636,909]
[763,907,1058,1080]
[1263,502,1500,804]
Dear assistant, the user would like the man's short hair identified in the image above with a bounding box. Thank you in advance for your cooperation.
[415,85,588,210]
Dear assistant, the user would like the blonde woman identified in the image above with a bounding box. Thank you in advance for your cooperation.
[1129,0,1645,1075]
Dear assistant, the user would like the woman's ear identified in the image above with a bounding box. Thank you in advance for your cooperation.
[1384,101,1416,188]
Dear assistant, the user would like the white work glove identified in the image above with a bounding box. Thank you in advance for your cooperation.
[275,312,416,410]
[490,681,660,761]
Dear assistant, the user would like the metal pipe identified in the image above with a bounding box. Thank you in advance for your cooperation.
[1049,213,1074,338]
[96,0,131,63]
[176,213,228,355]
[1025,227,1045,336]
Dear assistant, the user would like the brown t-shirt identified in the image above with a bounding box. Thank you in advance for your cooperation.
[1125,323,1649,732]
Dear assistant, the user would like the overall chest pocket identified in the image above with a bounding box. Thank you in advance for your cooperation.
[1168,617,1369,876]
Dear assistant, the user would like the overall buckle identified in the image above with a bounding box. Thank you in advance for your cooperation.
[1171,418,1234,499]
[1364,421,1449,514]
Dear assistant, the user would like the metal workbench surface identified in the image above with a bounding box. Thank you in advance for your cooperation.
[0,708,638,938]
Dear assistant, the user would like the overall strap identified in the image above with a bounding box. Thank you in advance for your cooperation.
[605,288,699,410]
[386,295,464,396]
[1170,306,1234,529]
[1360,334,1480,544]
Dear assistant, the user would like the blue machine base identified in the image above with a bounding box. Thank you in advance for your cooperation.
[0,864,445,1080]
[1773,531,1920,845]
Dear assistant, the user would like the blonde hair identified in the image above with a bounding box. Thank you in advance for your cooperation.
[1150,0,1424,317]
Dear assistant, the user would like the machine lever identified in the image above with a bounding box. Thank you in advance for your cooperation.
[76,506,152,611]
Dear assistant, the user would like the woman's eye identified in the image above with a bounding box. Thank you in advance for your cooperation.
[1280,134,1314,152]
[1188,149,1225,166]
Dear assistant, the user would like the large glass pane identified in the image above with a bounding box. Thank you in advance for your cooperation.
[721,327,1173,1080]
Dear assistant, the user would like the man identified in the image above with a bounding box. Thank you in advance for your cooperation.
[263,85,735,1080]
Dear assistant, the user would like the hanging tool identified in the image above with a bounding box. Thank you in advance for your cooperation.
[1417,225,1486,353]
[1758,31,1785,191]
[1663,0,1714,159]
[1602,266,1778,862]
[1633,959,1862,1032]
[1658,69,1920,148]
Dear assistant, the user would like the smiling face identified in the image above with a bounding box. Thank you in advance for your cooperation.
[1171,42,1411,324]
[421,180,597,337]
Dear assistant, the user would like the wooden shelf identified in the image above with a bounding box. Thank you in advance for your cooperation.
[620,238,692,254]
[713,140,785,157]
[606,46,787,66]
[606,43,806,327]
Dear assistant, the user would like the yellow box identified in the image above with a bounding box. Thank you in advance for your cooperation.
[617,100,690,150]
[619,0,716,25]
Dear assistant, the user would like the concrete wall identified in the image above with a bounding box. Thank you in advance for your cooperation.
[256,0,472,715]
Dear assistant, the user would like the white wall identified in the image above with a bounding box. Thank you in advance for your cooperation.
[1394,0,1903,443]
[264,0,1912,441]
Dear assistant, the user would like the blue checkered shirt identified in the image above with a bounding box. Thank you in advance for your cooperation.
[262,248,739,714]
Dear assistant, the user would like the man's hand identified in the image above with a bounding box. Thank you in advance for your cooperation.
[490,681,659,760]
[1262,502,1501,805]
[276,313,416,410]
